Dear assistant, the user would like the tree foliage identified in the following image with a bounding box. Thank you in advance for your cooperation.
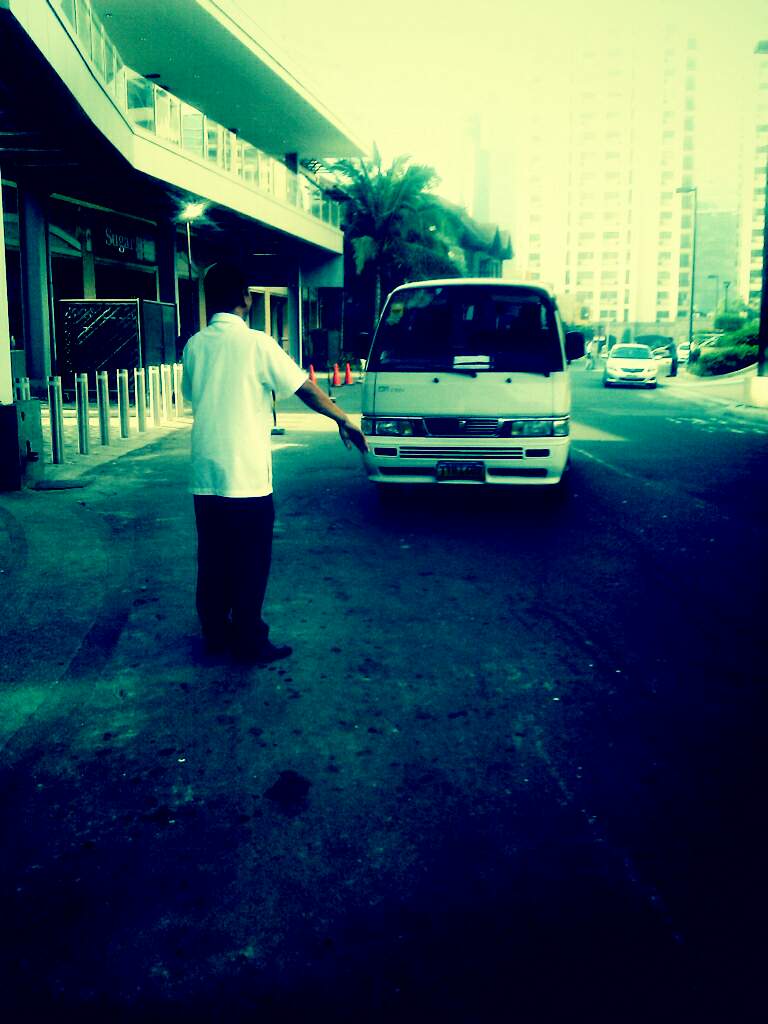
[326,146,461,333]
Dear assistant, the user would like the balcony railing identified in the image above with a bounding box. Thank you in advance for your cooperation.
[49,0,341,228]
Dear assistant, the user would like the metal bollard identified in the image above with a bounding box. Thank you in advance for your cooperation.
[47,375,65,465]
[134,367,147,432]
[75,372,90,455]
[97,370,111,445]
[173,363,184,417]
[117,369,131,438]
[149,366,161,426]
[15,376,31,401]
[160,364,172,421]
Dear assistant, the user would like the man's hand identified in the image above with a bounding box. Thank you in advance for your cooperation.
[295,379,368,453]
[339,419,368,453]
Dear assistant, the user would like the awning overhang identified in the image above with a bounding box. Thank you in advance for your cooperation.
[89,0,365,161]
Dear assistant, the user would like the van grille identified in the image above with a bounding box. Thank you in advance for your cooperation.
[399,446,524,460]
[423,417,500,437]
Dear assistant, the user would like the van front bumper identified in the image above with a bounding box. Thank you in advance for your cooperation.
[362,437,570,485]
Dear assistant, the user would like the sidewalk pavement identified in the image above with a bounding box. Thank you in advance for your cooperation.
[662,363,768,419]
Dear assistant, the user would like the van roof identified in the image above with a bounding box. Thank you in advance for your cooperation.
[389,279,555,300]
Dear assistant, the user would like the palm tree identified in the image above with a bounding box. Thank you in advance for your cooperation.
[327,146,459,327]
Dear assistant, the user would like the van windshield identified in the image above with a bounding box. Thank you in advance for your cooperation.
[369,286,563,374]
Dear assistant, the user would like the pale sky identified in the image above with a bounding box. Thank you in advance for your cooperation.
[233,0,767,214]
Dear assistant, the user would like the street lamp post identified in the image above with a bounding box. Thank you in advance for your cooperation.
[179,201,207,341]
[707,273,720,318]
[677,184,698,350]
[755,41,768,379]
[723,280,731,313]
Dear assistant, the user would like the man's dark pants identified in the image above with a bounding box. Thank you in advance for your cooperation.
[193,494,274,648]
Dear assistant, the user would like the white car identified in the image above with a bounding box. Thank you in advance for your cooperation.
[677,342,691,362]
[603,344,658,388]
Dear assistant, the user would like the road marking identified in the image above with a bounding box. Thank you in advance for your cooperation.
[574,447,642,482]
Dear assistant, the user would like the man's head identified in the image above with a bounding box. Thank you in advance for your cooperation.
[204,262,252,319]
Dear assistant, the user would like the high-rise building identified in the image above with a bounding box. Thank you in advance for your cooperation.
[737,49,768,313]
[499,25,698,333]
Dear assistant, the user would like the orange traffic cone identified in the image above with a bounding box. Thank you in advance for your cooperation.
[332,363,341,387]
[309,364,317,383]
[344,362,353,385]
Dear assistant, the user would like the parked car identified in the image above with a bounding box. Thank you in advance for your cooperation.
[677,342,691,363]
[603,343,658,388]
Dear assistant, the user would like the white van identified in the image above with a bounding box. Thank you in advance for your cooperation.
[360,279,584,487]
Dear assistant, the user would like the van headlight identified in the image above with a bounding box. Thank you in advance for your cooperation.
[362,418,417,436]
[508,418,569,437]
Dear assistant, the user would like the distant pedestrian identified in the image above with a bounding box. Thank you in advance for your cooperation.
[585,338,596,370]
[182,262,367,664]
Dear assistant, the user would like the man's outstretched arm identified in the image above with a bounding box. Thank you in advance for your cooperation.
[294,379,368,453]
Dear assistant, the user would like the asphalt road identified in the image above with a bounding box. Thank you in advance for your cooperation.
[1,369,766,1022]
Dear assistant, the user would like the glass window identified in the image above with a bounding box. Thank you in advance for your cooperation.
[103,40,117,98]
[90,18,106,78]
[206,123,222,165]
[273,160,287,200]
[55,0,76,28]
[181,105,204,157]
[259,154,273,193]
[241,142,260,184]
[125,71,155,132]
[221,130,235,173]
[370,285,563,374]
[155,89,181,146]
[74,0,92,57]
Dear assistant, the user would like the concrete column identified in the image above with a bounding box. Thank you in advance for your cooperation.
[286,264,303,366]
[157,222,179,313]
[82,228,97,299]
[19,187,52,385]
[0,175,13,404]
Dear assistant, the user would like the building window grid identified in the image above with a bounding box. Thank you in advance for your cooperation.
[49,0,340,228]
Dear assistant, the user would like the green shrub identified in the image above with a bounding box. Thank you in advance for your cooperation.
[688,343,757,376]
[714,313,747,332]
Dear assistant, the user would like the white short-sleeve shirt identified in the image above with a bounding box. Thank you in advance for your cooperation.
[182,313,308,497]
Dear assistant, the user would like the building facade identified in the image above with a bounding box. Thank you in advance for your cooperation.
[0,0,364,405]
[737,49,768,314]
[497,25,698,335]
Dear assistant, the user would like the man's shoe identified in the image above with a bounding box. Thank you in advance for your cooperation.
[234,640,292,666]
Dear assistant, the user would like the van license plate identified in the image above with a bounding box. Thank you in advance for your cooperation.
[436,461,485,482]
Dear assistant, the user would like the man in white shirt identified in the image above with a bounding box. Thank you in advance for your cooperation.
[183,262,367,664]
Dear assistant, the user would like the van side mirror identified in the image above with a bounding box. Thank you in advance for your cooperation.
[565,331,585,362]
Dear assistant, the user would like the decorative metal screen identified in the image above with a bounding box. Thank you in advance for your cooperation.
[57,300,141,377]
